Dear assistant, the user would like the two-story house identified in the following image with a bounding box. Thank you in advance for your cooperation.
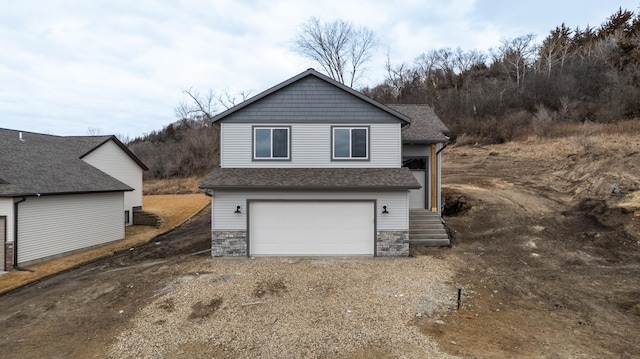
[199,69,449,257]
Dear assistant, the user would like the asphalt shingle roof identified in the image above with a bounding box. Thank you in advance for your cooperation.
[0,129,137,197]
[200,167,421,190]
[390,104,450,143]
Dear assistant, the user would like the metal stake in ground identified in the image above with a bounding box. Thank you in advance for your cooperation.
[457,285,462,310]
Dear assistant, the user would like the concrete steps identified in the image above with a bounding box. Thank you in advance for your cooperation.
[409,209,449,246]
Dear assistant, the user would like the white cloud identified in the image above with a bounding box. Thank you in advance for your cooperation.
[1,0,638,137]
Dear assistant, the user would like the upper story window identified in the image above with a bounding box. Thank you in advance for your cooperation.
[332,127,369,160]
[253,127,290,160]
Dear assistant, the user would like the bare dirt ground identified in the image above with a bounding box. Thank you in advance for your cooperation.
[0,205,214,358]
[0,133,639,358]
[415,134,640,358]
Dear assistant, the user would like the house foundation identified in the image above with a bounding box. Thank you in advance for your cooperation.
[212,231,247,257]
[376,231,410,256]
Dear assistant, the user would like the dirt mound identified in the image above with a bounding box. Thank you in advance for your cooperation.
[442,188,475,216]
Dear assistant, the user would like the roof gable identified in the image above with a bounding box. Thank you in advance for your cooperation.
[75,136,149,170]
[0,129,141,197]
[212,69,412,125]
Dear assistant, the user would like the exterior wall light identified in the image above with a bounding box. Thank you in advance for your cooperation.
[382,206,389,214]
[234,205,241,214]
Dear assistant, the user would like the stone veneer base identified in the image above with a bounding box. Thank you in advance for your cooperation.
[211,230,409,257]
[212,231,247,257]
[376,231,410,256]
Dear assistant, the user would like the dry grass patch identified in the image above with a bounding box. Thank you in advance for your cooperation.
[0,194,210,294]
[143,194,209,229]
[144,177,203,195]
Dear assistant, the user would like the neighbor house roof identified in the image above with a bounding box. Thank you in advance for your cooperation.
[390,104,450,144]
[199,167,421,190]
[211,68,413,127]
[0,129,145,197]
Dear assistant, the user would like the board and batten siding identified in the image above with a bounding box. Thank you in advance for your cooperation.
[0,198,13,246]
[220,123,402,168]
[211,190,408,231]
[17,192,124,264]
[82,140,143,224]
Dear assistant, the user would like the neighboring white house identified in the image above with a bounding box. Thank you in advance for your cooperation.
[0,129,147,270]
[200,69,450,257]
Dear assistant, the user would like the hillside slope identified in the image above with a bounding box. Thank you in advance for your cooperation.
[416,131,640,358]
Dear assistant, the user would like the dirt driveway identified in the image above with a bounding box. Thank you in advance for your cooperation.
[1,135,639,358]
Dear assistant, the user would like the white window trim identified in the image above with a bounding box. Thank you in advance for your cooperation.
[331,126,369,160]
[252,126,291,160]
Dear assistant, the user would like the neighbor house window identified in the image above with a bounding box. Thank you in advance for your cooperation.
[253,127,290,160]
[332,127,369,159]
[124,210,130,225]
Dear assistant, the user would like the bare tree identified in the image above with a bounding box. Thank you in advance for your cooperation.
[293,17,376,87]
[538,24,572,77]
[175,88,253,122]
[86,127,103,136]
[492,34,537,89]
[453,48,487,74]
[384,54,412,99]
[175,88,218,122]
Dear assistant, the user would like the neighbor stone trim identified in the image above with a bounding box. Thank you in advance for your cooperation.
[376,231,409,257]
[212,231,247,257]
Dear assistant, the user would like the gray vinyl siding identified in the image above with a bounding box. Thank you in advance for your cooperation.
[0,198,13,246]
[0,216,5,271]
[211,190,408,231]
[82,140,143,224]
[17,192,124,264]
[221,123,402,168]
[219,76,404,124]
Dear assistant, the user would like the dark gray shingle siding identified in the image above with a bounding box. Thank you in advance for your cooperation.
[220,76,406,124]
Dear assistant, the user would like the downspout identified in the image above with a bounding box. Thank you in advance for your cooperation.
[436,138,449,155]
[436,139,449,221]
[13,196,33,272]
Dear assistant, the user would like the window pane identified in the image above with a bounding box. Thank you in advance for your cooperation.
[352,128,367,158]
[334,129,350,157]
[255,129,271,158]
[272,128,288,158]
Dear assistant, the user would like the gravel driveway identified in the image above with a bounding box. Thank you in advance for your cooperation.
[108,256,458,358]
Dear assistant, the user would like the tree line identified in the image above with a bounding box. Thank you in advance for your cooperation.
[128,8,640,180]
[366,8,640,142]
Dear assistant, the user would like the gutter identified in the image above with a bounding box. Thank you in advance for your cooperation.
[436,138,450,155]
[13,196,34,272]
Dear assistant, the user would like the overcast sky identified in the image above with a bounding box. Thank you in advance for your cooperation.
[1,1,638,138]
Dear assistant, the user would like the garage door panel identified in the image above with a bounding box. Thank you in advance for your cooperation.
[250,201,374,256]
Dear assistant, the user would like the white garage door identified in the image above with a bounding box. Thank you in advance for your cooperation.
[249,201,374,256]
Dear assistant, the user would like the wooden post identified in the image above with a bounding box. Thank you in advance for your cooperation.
[431,144,438,212]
